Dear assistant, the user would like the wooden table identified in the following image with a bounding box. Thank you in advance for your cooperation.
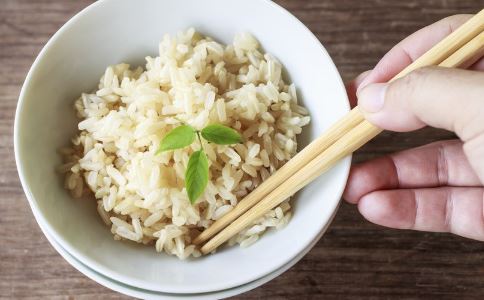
[1,0,483,298]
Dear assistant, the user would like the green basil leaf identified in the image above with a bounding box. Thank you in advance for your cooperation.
[201,124,242,145]
[156,125,195,154]
[185,150,209,204]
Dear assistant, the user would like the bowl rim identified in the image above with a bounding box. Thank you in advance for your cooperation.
[14,0,351,294]
[38,197,340,299]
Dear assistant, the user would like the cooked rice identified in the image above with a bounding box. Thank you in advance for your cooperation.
[59,28,310,259]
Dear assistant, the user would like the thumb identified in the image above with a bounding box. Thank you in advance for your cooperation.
[356,66,484,142]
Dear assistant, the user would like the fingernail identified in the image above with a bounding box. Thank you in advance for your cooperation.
[357,83,388,113]
[354,70,372,88]
[357,70,375,91]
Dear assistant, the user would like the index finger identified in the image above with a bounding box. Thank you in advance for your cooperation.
[359,14,473,88]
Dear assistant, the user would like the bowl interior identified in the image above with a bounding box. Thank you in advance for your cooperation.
[15,0,350,294]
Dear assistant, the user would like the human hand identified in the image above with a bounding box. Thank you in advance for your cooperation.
[343,15,484,241]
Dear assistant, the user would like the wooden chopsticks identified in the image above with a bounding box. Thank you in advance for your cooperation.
[193,108,365,245]
[440,31,484,68]
[196,9,484,254]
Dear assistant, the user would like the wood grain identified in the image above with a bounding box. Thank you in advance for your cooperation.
[1,0,483,299]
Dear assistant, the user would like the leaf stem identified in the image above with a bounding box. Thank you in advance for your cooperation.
[196,130,204,151]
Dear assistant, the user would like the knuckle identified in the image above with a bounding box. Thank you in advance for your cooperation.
[436,142,449,186]
[403,68,424,87]
[391,67,435,106]
[388,68,424,101]
[409,67,432,81]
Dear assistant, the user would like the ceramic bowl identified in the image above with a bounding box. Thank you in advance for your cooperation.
[38,205,338,299]
[15,0,350,294]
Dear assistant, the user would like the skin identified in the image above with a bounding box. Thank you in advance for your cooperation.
[343,15,484,241]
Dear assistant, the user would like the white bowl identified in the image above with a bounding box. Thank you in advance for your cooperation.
[15,0,350,294]
[38,202,339,299]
